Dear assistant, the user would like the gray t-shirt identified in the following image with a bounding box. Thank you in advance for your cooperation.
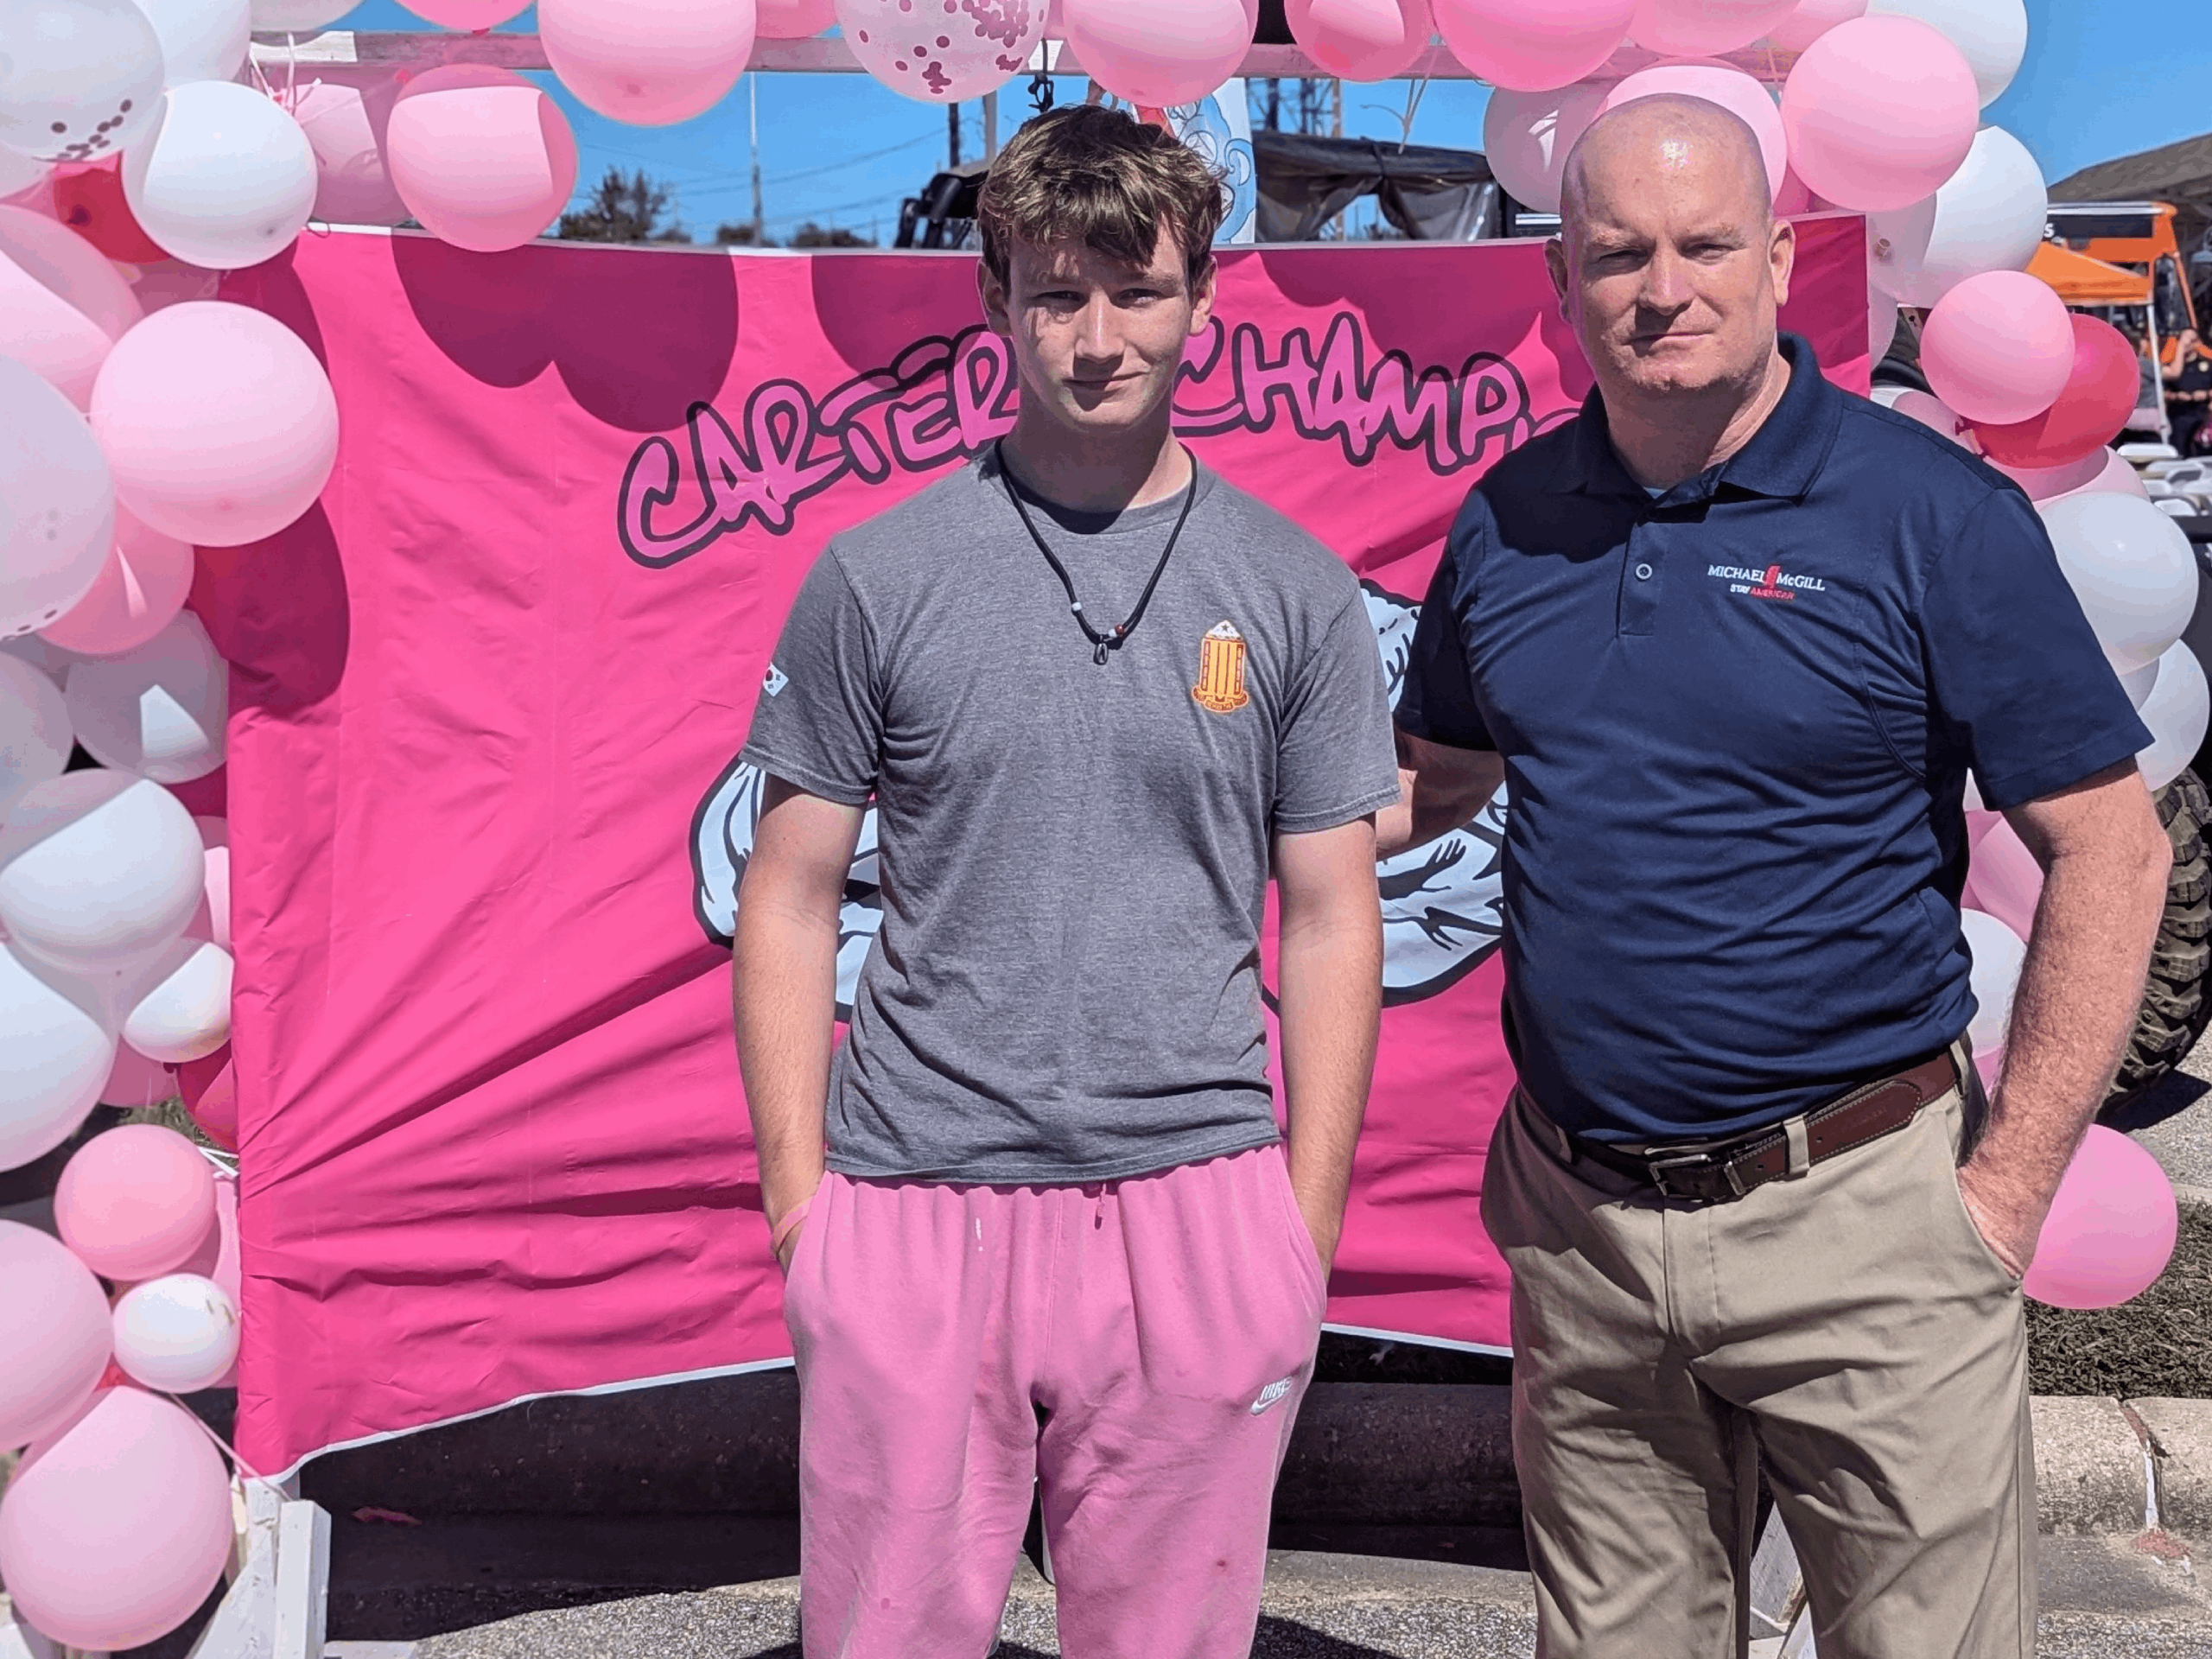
[740,451,1399,1184]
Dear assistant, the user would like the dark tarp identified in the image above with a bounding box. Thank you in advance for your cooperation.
[1253,130,1501,244]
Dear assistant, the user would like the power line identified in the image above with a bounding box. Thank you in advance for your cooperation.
[765,131,937,188]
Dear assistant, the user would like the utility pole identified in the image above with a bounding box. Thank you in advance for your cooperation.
[747,74,765,245]
[983,88,998,162]
[949,102,961,169]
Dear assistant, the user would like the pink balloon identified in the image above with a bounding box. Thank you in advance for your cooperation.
[540,0,756,126]
[1289,0,1433,81]
[1970,314,2141,471]
[1630,0,1795,57]
[89,300,339,549]
[1773,162,1814,215]
[37,507,194,658]
[1964,805,2003,850]
[839,0,1049,103]
[177,1048,237,1153]
[172,1171,240,1385]
[403,0,530,27]
[1761,0,1862,51]
[0,1385,233,1651]
[1972,1037,2003,1095]
[1920,270,2074,426]
[385,67,579,254]
[1886,387,1972,448]
[0,250,118,410]
[1481,81,1610,214]
[1967,817,2042,941]
[194,841,230,950]
[1600,60,1786,199]
[1780,16,1978,212]
[0,206,140,345]
[281,75,408,229]
[54,1124,218,1283]
[759,0,836,35]
[2024,1125,2179,1309]
[1988,445,2108,503]
[1062,0,1250,106]
[1435,0,1632,91]
[98,1042,176,1109]
[0,1221,111,1451]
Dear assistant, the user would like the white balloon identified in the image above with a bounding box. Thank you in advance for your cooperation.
[1866,126,2045,307]
[0,653,72,823]
[1482,82,1609,216]
[248,0,354,30]
[1886,387,1973,448]
[1869,384,1910,409]
[122,80,316,270]
[0,356,115,640]
[1865,0,2026,107]
[0,148,52,199]
[2136,643,2210,794]
[129,0,251,86]
[2037,492,2199,674]
[0,771,203,974]
[0,941,113,1172]
[2120,657,2159,711]
[62,608,226,783]
[98,1039,175,1106]
[0,0,167,164]
[1869,296,1898,364]
[1960,906,2025,1056]
[122,935,229,1062]
[111,1273,238,1393]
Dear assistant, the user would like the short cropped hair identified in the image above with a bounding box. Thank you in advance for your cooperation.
[977,104,1225,289]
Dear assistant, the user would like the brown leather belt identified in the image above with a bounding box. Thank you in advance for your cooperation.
[1559,1048,1962,1205]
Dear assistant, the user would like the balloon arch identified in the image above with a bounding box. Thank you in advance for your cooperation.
[0,0,2202,1649]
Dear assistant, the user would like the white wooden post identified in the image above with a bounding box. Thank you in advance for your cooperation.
[273,1502,331,1659]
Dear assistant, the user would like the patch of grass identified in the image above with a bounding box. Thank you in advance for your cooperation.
[2028,1201,2212,1398]
[123,1093,216,1150]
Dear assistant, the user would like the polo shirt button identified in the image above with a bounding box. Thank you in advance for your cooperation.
[1635,563,1654,581]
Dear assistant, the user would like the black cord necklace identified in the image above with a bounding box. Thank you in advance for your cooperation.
[995,439,1198,667]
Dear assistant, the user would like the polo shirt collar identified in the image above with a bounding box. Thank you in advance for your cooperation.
[1549,333,1842,503]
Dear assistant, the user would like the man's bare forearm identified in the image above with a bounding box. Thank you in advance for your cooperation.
[1376,732,1505,859]
[734,896,838,1229]
[1275,868,1382,1273]
[1960,772,2169,1272]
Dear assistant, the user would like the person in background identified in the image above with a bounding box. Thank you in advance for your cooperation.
[732,103,1397,1658]
[2163,325,2212,455]
[1383,95,2171,1658]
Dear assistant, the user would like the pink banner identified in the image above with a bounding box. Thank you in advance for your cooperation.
[201,219,1870,1477]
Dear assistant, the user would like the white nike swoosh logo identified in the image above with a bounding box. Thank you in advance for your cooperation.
[1250,1377,1296,1414]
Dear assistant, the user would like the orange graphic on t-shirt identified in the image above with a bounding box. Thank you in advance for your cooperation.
[1192,620,1250,714]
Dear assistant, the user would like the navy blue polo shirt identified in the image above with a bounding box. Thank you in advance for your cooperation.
[1398,334,2151,1144]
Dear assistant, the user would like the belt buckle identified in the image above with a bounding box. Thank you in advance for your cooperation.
[1645,1149,1725,1202]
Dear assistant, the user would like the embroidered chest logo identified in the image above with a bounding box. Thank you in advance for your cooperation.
[1192,620,1251,714]
[1707,562,1827,602]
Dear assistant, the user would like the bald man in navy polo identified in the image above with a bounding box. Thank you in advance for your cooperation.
[1382,97,2171,1658]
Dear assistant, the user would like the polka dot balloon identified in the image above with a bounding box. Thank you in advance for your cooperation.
[0,0,166,166]
[836,0,1048,103]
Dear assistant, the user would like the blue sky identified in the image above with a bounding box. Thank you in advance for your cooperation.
[328,0,2203,241]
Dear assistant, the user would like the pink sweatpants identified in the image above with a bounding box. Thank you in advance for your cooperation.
[781,1142,1327,1659]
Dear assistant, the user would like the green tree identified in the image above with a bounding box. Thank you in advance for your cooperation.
[715,223,777,247]
[559,168,690,244]
[785,222,875,249]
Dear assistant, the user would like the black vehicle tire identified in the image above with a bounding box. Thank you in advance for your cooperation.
[2102,769,2212,1113]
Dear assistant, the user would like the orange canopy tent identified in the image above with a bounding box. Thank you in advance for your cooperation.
[2027,240,2154,308]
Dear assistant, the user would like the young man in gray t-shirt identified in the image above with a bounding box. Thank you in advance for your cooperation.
[734,105,1397,1656]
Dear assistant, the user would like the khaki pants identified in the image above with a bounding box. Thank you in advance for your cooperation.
[1482,1077,2034,1659]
